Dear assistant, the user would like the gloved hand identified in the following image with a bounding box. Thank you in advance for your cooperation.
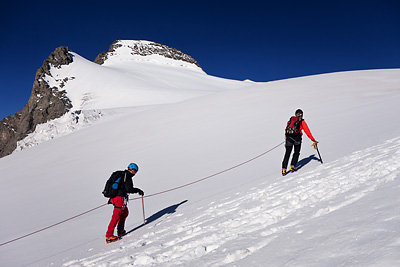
[137,189,144,196]
[312,141,319,150]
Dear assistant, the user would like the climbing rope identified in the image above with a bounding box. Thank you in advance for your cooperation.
[0,141,284,247]
[130,141,285,200]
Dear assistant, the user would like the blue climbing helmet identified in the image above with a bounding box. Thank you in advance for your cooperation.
[127,163,139,171]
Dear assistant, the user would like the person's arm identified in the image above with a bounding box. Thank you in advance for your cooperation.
[124,177,144,195]
[301,120,316,142]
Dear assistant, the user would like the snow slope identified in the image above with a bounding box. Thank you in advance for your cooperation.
[16,40,249,150]
[1,63,400,266]
[47,40,246,111]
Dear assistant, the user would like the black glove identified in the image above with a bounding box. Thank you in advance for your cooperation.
[137,189,144,196]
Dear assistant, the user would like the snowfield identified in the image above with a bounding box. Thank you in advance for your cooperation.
[63,137,400,267]
[0,42,399,266]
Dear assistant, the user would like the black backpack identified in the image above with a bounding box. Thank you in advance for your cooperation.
[285,116,302,135]
[102,171,126,198]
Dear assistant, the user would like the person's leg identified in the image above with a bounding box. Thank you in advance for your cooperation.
[282,144,293,170]
[291,143,302,168]
[106,196,124,238]
[117,206,129,235]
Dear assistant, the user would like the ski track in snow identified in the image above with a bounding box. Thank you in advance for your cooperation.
[64,137,400,267]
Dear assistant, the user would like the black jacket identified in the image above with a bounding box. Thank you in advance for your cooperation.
[110,170,142,197]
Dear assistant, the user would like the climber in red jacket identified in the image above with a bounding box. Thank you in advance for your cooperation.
[282,109,318,176]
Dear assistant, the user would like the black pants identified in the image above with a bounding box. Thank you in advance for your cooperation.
[282,138,302,169]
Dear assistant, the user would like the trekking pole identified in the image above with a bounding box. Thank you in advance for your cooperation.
[141,195,146,224]
[316,144,323,164]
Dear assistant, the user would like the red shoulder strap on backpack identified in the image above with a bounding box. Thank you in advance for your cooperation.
[288,116,297,127]
[286,116,301,134]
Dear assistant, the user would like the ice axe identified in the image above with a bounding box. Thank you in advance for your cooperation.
[141,195,146,224]
[313,142,323,164]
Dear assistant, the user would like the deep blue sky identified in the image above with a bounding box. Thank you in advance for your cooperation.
[1,0,399,120]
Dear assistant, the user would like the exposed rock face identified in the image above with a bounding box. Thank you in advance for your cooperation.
[0,46,73,158]
[0,40,202,158]
[94,40,202,69]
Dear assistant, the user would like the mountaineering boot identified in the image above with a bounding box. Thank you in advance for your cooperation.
[290,165,297,172]
[282,169,287,176]
[118,229,126,237]
[106,236,119,243]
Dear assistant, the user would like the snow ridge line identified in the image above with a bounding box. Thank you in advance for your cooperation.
[0,141,284,247]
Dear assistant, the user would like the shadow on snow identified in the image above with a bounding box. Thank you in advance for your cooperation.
[297,154,321,170]
[126,200,188,235]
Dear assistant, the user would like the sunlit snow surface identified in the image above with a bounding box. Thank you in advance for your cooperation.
[0,45,400,267]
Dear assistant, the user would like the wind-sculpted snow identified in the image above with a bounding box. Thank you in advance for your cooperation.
[64,137,400,266]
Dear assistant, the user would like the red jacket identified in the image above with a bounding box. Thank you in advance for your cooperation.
[285,117,316,142]
[299,120,316,142]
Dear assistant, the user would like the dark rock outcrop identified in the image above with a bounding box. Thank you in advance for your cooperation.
[0,46,73,158]
[94,40,202,69]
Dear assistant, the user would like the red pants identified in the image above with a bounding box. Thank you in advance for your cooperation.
[106,196,129,238]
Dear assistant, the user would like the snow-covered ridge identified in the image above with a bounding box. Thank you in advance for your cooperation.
[95,40,202,70]
[11,40,248,154]
[2,40,246,158]
[51,50,245,111]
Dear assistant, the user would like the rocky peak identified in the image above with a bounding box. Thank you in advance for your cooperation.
[94,40,202,69]
[0,41,203,158]
[0,46,73,158]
